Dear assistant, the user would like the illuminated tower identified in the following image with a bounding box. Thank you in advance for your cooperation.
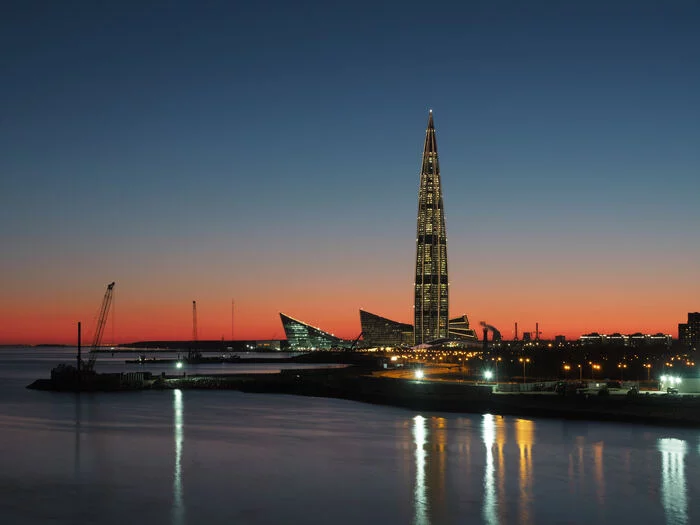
[414,110,449,344]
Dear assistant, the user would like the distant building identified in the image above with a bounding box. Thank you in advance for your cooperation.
[449,315,479,341]
[579,332,671,347]
[359,310,478,348]
[580,333,605,345]
[279,313,347,350]
[607,333,628,345]
[359,310,413,347]
[253,340,282,351]
[679,312,700,349]
[554,335,566,346]
[648,333,672,346]
[414,111,449,344]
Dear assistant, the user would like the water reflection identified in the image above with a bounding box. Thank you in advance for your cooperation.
[412,415,428,525]
[593,441,605,505]
[515,419,534,525]
[658,438,687,525]
[482,415,497,525]
[568,436,586,494]
[173,389,184,525]
[74,394,82,477]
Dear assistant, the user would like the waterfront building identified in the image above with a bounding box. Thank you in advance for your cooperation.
[414,110,449,344]
[448,315,479,341]
[359,310,413,347]
[359,310,478,348]
[679,312,700,350]
[279,313,347,350]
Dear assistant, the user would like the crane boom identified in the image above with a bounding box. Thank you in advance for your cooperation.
[84,282,115,372]
[348,331,364,352]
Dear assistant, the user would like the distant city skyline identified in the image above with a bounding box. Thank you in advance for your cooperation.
[1,1,698,345]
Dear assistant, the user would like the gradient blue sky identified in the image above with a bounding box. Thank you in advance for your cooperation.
[1,0,699,343]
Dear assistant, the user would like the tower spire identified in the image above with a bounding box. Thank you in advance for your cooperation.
[414,111,449,344]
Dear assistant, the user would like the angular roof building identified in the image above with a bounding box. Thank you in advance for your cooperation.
[414,110,449,345]
[359,310,414,347]
[448,315,479,341]
[279,313,346,350]
[359,310,478,349]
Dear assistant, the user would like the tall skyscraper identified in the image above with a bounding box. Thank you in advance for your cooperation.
[414,110,449,344]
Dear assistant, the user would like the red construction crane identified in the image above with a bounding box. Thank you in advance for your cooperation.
[83,282,115,372]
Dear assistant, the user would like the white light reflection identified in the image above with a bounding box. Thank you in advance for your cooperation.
[658,438,687,525]
[173,389,184,525]
[412,415,429,525]
[482,414,497,525]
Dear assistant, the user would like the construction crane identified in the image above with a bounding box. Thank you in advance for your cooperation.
[83,282,115,372]
[348,332,364,352]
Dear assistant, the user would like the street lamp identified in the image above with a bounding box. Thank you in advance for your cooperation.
[484,370,493,382]
[577,364,582,381]
[591,363,601,380]
[519,357,530,383]
[617,363,627,381]
[644,363,652,381]
[563,364,571,379]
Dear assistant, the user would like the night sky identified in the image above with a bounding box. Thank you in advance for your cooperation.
[1,0,698,344]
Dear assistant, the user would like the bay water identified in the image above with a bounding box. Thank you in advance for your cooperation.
[1,347,698,524]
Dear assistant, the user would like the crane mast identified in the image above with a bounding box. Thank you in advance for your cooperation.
[192,300,198,342]
[83,282,115,372]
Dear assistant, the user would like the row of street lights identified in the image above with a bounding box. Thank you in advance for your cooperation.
[562,362,657,381]
[562,362,602,381]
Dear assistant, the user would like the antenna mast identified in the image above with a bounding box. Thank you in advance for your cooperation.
[192,301,198,342]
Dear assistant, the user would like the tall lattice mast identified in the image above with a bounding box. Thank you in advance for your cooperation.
[192,300,198,342]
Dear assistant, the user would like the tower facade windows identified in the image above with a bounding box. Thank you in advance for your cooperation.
[414,111,449,345]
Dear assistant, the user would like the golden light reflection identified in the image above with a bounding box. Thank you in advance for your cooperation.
[658,438,688,525]
[173,389,184,525]
[433,417,447,523]
[515,419,534,525]
[496,417,506,511]
[412,415,429,525]
[593,442,605,505]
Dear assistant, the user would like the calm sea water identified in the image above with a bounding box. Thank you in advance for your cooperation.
[1,347,699,525]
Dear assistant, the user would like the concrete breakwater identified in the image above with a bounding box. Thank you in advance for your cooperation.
[158,369,700,428]
[28,367,700,427]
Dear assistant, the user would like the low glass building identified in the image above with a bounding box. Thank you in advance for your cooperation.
[280,313,345,350]
[359,310,413,347]
[359,310,478,347]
